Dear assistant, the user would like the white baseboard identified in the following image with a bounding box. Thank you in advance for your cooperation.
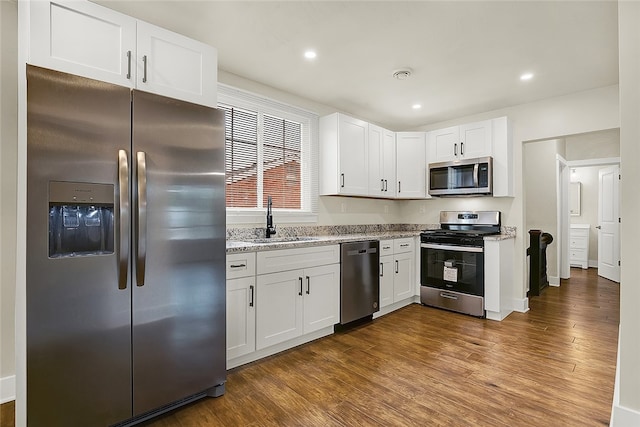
[589,259,598,268]
[511,297,529,313]
[1,375,15,404]
[548,276,560,286]
[611,404,640,426]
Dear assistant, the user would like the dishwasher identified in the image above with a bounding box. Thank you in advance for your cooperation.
[340,240,380,324]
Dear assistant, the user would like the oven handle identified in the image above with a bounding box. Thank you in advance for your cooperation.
[420,243,483,253]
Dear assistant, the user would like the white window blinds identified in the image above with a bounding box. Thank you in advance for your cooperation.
[218,84,318,221]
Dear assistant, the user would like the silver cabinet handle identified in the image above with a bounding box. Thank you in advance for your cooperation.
[400,243,409,247]
[340,173,345,188]
[142,55,148,83]
[136,151,147,287]
[306,276,310,294]
[454,143,458,156]
[395,260,399,274]
[381,179,384,192]
[384,179,388,192]
[126,51,132,80]
[398,181,401,193]
[118,150,130,290]
[230,263,246,268]
[461,142,464,156]
[298,277,303,296]
[249,285,254,307]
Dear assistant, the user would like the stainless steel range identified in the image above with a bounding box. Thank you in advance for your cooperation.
[420,211,501,317]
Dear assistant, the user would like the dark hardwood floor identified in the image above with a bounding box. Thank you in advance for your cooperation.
[1,267,619,426]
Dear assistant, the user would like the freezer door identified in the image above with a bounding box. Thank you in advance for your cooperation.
[131,90,226,415]
[26,65,133,426]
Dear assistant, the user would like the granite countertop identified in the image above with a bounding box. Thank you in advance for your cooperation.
[226,224,517,252]
[226,230,421,253]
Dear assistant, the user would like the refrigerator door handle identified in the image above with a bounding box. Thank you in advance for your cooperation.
[118,150,130,290]
[136,151,148,287]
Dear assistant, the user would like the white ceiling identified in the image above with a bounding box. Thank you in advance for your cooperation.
[95,0,619,130]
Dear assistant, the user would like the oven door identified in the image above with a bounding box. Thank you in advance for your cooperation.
[420,243,484,296]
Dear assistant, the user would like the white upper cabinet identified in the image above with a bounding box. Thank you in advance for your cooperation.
[320,113,369,196]
[429,120,492,163]
[136,21,217,107]
[28,0,217,107]
[29,0,137,87]
[368,124,396,197]
[459,120,493,159]
[396,132,427,199]
[430,126,459,163]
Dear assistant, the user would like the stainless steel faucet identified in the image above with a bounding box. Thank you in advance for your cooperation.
[266,196,276,238]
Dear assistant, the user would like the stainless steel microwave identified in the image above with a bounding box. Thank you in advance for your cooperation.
[428,156,493,196]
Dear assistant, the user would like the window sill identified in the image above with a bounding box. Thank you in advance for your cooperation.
[226,209,318,225]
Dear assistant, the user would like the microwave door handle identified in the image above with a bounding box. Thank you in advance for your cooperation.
[118,150,130,290]
[474,162,479,188]
[136,151,148,287]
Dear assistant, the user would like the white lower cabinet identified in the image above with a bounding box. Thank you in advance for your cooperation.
[255,245,340,351]
[226,252,257,360]
[379,238,415,308]
[226,276,256,359]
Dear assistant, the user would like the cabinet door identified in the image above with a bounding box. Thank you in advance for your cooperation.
[379,255,394,308]
[382,130,397,197]
[302,264,340,334]
[256,270,303,350]
[429,126,459,163]
[368,124,385,197]
[368,125,395,197]
[136,21,217,107]
[394,252,414,302]
[396,132,426,199]
[29,0,136,87]
[459,120,492,159]
[227,277,256,360]
[338,114,369,195]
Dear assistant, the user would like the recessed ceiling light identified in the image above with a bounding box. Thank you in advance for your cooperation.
[520,72,534,81]
[304,50,317,60]
[412,104,422,110]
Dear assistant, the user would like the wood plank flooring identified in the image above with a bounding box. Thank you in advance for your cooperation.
[1,267,619,426]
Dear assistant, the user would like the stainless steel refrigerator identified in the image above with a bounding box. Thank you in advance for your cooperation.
[26,65,226,426]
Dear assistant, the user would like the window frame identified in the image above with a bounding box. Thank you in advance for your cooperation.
[218,84,319,224]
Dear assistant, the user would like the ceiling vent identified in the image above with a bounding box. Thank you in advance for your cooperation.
[392,68,412,80]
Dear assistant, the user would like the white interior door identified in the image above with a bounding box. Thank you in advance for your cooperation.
[598,166,620,282]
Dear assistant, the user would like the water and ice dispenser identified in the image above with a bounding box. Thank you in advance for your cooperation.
[48,181,115,257]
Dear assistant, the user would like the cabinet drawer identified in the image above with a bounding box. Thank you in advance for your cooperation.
[570,228,589,238]
[570,237,588,249]
[227,252,256,279]
[394,238,415,254]
[570,248,587,261]
[379,240,394,256]
[257,245,340,275]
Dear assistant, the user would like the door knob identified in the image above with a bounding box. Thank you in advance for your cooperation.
[596,226,602,229]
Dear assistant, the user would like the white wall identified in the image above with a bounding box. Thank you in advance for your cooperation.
[613,1,640,423]
[565,128,620,160]
[0,0,18,402]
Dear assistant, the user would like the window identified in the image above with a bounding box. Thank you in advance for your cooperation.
[218,84,318,223]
